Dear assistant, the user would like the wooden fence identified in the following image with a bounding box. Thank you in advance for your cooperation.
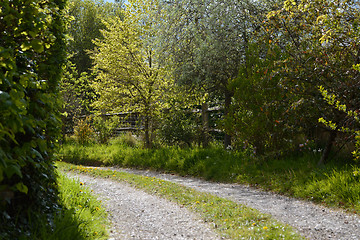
[66,105,223,144]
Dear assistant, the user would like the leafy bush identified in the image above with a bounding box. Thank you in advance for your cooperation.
[0,0,66,238]
[226,44,296,156]
[73,117,94,144]
[60,62,96,135]
[116,132,139,148]
[319,82,360,162]
[158,110,198,147]
[92,115,119,144]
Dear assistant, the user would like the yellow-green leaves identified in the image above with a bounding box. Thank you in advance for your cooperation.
[15,182,28,194]
[21,39,44,53]
[92,0,170,147]
[30,39,44,53]
[284,0,297,11]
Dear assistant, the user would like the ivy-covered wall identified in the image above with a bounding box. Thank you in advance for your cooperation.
[0,0,66,237]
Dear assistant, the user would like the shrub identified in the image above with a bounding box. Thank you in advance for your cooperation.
[158,110,198,147]
[119,132,139,148]
[0,0,66,238]
[92,115,119,144]
[74,117,94,144]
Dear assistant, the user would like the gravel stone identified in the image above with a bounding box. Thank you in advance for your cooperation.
[66,172,221,240]
[103,167,360,240]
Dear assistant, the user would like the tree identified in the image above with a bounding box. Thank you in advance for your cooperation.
[60,61,95,133]
[156,0,270,148]
[67,0,123,73]
[266,0,360,163]
[225,42,295,155]
[0,0,66,237]
[60,0,124,134]
[91,0,170,148]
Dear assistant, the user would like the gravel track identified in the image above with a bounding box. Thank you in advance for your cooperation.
[67,167,360,240]
[103,167,360,240]
[66,172,221,240]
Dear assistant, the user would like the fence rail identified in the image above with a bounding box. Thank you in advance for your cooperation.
[66,106,224,143]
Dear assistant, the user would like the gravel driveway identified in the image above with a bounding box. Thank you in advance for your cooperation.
[105,167,360,240]
[67,167,360,240]
[66,172,221,240]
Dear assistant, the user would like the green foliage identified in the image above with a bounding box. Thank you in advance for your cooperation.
[0,0,66,237]
[66,0,123,73]
[226,43,296,155]
[158,110,198,147]
[318,84,360,161]
[92,115,119,144]
[73,117,95,145]
[157,0,276,147]
[265,0,360,157]
[61,0,124,136]
[91,0,171,148]
[60,61,96,133]
[157,0,259,90]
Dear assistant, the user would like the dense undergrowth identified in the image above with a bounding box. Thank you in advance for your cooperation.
[58,136,360,213]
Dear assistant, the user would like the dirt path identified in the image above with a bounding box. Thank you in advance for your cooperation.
[66,172,221,240]
[102,167,360,240]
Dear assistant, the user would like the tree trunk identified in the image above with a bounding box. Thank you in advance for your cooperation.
[318,130,337,165]
[144,115,151,149]
[201,103,209,147]
[224,88,233,148]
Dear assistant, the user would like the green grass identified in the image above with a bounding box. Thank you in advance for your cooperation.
[57,137,360,213]
[22,173,109,240]
[57,161,304,240]
[55,173,109,239]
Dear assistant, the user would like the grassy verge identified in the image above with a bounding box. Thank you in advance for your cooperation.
[26,173,109,240]
[57,161,303,240]
[57,138,360,213]
[55,173,109,239]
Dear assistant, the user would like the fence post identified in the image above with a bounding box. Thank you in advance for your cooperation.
[202,103,209,147]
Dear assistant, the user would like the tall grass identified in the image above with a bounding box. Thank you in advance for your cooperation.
[17,173,109,240]
[56,174,109,239]
[58,136,360,213]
